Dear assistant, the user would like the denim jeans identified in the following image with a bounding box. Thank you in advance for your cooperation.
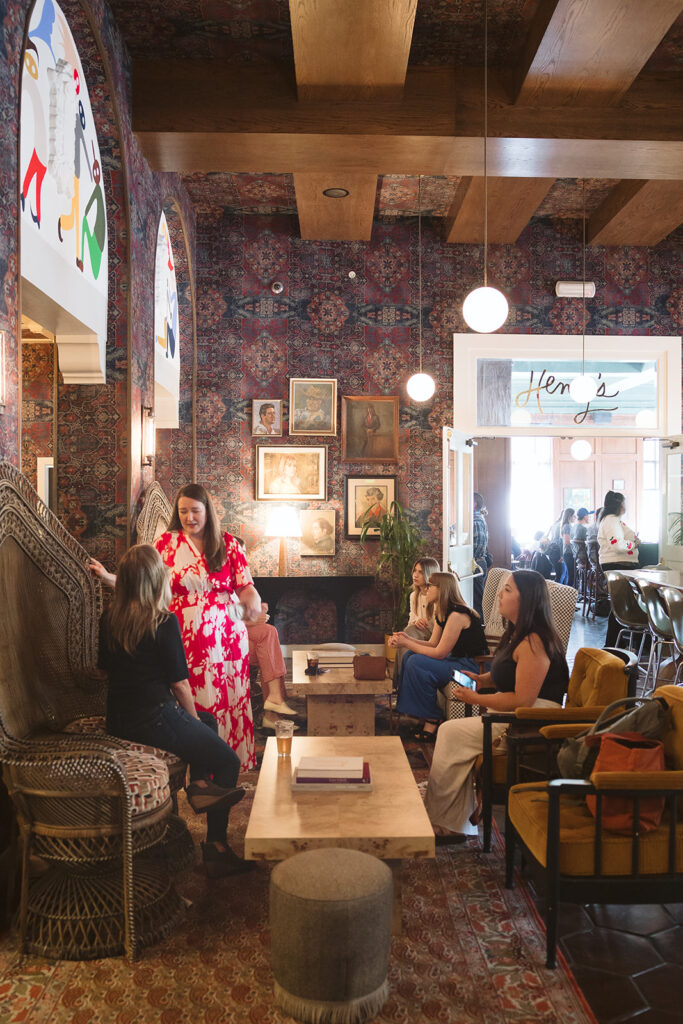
[396,652,479,722]
[107,702,241,842]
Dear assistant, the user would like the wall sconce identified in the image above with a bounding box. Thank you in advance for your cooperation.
[142,405,155,466]
[265,505,302,577]
[0,331,6,411]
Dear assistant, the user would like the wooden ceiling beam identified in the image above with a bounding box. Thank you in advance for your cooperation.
[293,173,377,240]
[290,0,417,102]
[445,177,556,243]
[513,0,683,106]
[588,180,683,245]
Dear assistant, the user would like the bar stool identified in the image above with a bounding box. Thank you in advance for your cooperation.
[572,541,589,609]
[659,587,683,686]
[636,582,675,694]
[604,571,649,662]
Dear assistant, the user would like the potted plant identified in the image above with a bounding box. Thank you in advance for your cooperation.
[360,500,425,660]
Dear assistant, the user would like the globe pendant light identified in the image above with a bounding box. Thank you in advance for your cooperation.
[407,176,436,402]
[462,0,508,334]
[569,181,597,404]
[570,439,592,461]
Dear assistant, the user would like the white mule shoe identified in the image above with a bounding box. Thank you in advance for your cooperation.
[263,699,298,716]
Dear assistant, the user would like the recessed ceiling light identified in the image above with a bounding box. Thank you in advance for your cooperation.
[322,188,349,198]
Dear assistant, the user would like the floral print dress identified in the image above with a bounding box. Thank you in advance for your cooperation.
[154,530,255,770]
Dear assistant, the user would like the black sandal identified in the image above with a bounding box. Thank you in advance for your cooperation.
[415,727,438,744]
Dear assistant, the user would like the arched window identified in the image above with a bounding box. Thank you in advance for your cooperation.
[154,211,180,427]
[20,0,108,383]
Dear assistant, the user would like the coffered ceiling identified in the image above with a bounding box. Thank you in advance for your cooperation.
[109,0,683,243]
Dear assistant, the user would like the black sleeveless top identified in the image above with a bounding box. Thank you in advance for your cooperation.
[436,603,488,659]
[490,640,568,705]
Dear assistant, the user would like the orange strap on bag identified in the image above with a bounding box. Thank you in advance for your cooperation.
[586,731,665,834]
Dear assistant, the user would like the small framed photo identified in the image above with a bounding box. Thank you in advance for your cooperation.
[289,378,337,435]
[300,509,336,556]
[252,399,283,437]
[345,475,396,538]
[341,396,399,462]
[256,445,327,501]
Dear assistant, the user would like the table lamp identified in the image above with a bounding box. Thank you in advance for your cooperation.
[264,505,302,577]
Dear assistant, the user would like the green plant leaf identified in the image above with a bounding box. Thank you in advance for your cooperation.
[360,499,427,632]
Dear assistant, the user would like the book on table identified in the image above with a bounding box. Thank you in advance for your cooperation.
[291,761,372,792]
[296,756,364,780]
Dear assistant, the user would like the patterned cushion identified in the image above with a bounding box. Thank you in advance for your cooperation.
[112,749,170,817]
[64,718,186,791]
[64,716,107,734]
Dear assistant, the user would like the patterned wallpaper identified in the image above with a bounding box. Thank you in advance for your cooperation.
[21,343,53,484]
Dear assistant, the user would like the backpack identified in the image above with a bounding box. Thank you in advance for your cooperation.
[556,696,671,779]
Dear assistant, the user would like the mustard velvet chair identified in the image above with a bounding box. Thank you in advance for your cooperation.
[504,684,683,969]
[479,647,638,853]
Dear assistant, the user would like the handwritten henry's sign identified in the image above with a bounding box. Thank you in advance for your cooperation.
[514,369,620,425]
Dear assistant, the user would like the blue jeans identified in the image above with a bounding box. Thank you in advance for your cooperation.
[396,652,479,722]
[107,703,241,843]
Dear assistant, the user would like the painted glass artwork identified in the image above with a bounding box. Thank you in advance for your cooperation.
[154,212,180,428]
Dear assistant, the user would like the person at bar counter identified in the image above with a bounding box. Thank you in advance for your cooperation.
[90,483,261,769]
[424,569,568,842]
[99,544,254,878]
[598,490,641,648]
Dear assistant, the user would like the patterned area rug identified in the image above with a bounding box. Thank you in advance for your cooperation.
[0,786,594,1024]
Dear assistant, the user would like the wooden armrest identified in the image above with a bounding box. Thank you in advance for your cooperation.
[515,706,602,722]
[590,771,683,790]
[539,723,590,739]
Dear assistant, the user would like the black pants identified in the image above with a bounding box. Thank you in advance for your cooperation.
[601,561,636,649]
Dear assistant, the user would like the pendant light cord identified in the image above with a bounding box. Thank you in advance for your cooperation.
[581,178,586,375]
[418,174,423,373]
[483,0,488,288]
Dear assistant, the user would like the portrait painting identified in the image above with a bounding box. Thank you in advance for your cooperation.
[300,509,336,556]
[289,378,337,436]
[251,399,283,437]
[256,445,327,501]
[341,396,399,463]
[344,475,396,538]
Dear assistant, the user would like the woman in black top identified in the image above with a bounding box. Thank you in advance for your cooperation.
[391,572,488,741]
[425,569,569,842]
[99,544,253,879]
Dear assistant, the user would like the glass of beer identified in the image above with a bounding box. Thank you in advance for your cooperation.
[275,720,294,756]
[306,651,319,674]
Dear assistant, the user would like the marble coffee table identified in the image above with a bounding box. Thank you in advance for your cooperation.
[244,735,435,932]
[286,650,393,736]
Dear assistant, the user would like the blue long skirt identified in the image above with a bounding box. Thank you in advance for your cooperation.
[396,652,479,721]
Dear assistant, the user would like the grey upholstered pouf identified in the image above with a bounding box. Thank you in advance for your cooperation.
[270,848,393,1024]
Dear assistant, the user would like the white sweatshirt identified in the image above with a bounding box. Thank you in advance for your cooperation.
[597,514,638,565]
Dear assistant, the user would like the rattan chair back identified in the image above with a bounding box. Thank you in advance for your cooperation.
[135,482,172,544]
[0,461,103,742]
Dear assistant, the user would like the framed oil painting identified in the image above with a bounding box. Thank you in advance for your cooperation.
[344,475,396,538]
[299,509,336,556]
[251,399,283,437]
[289,378,337,436]
[341,396,399,462]
[256,445,327,501]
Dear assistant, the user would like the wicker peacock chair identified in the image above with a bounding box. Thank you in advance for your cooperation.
[0,461,187,960]
[135,481,173,545]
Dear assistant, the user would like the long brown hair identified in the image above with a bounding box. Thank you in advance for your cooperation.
[168,483,226,572]
[430,571,480,620]
[498,569,566,665]
[413,557,440,618]
[106,544,171,654]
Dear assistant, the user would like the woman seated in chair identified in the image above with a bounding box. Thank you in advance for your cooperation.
[424,568,569,842]
[392,557,441,680]
[391,572,488,742]
[99,544,254,878]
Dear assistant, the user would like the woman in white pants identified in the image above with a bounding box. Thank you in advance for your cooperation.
[425,569,569,842]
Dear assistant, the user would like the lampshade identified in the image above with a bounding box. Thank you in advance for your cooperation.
[141,406,155,467]
[462,286,509,333]
[569,373,597,404]
[407,372,436,402]
[264,505,302,539]
[570,439,592,461]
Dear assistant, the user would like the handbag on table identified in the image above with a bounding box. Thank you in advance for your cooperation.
[352,655,386,680]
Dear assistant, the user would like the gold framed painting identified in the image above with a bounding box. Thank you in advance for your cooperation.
[341,395,399,462]
[344,475,396,538]
[289,378,337,436]
[251,399,283,437]
[256,445,327,501]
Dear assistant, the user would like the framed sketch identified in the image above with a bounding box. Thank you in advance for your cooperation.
[300,509,336,556]
[345,475,396,538]
[251,399,283,437]
[256,445,327,501]
[289,378,337,436]
[341,396,399,462]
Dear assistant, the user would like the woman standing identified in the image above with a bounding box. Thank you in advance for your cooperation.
[598,490,640,647]
[560,508,576,586]
[392,572,488,741]
[425,569,568,842]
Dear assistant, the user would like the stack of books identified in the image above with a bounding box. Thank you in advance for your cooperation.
[291,756,372,792]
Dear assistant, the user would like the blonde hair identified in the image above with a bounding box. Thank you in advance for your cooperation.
[106,544,171,654]
[412,557,440,617]
[429,571,480,620]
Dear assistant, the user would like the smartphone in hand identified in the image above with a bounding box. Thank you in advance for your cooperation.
[452,669,477,690]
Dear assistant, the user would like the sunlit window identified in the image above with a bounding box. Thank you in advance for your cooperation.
[510,437,554,549]
[640,438,660,543]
